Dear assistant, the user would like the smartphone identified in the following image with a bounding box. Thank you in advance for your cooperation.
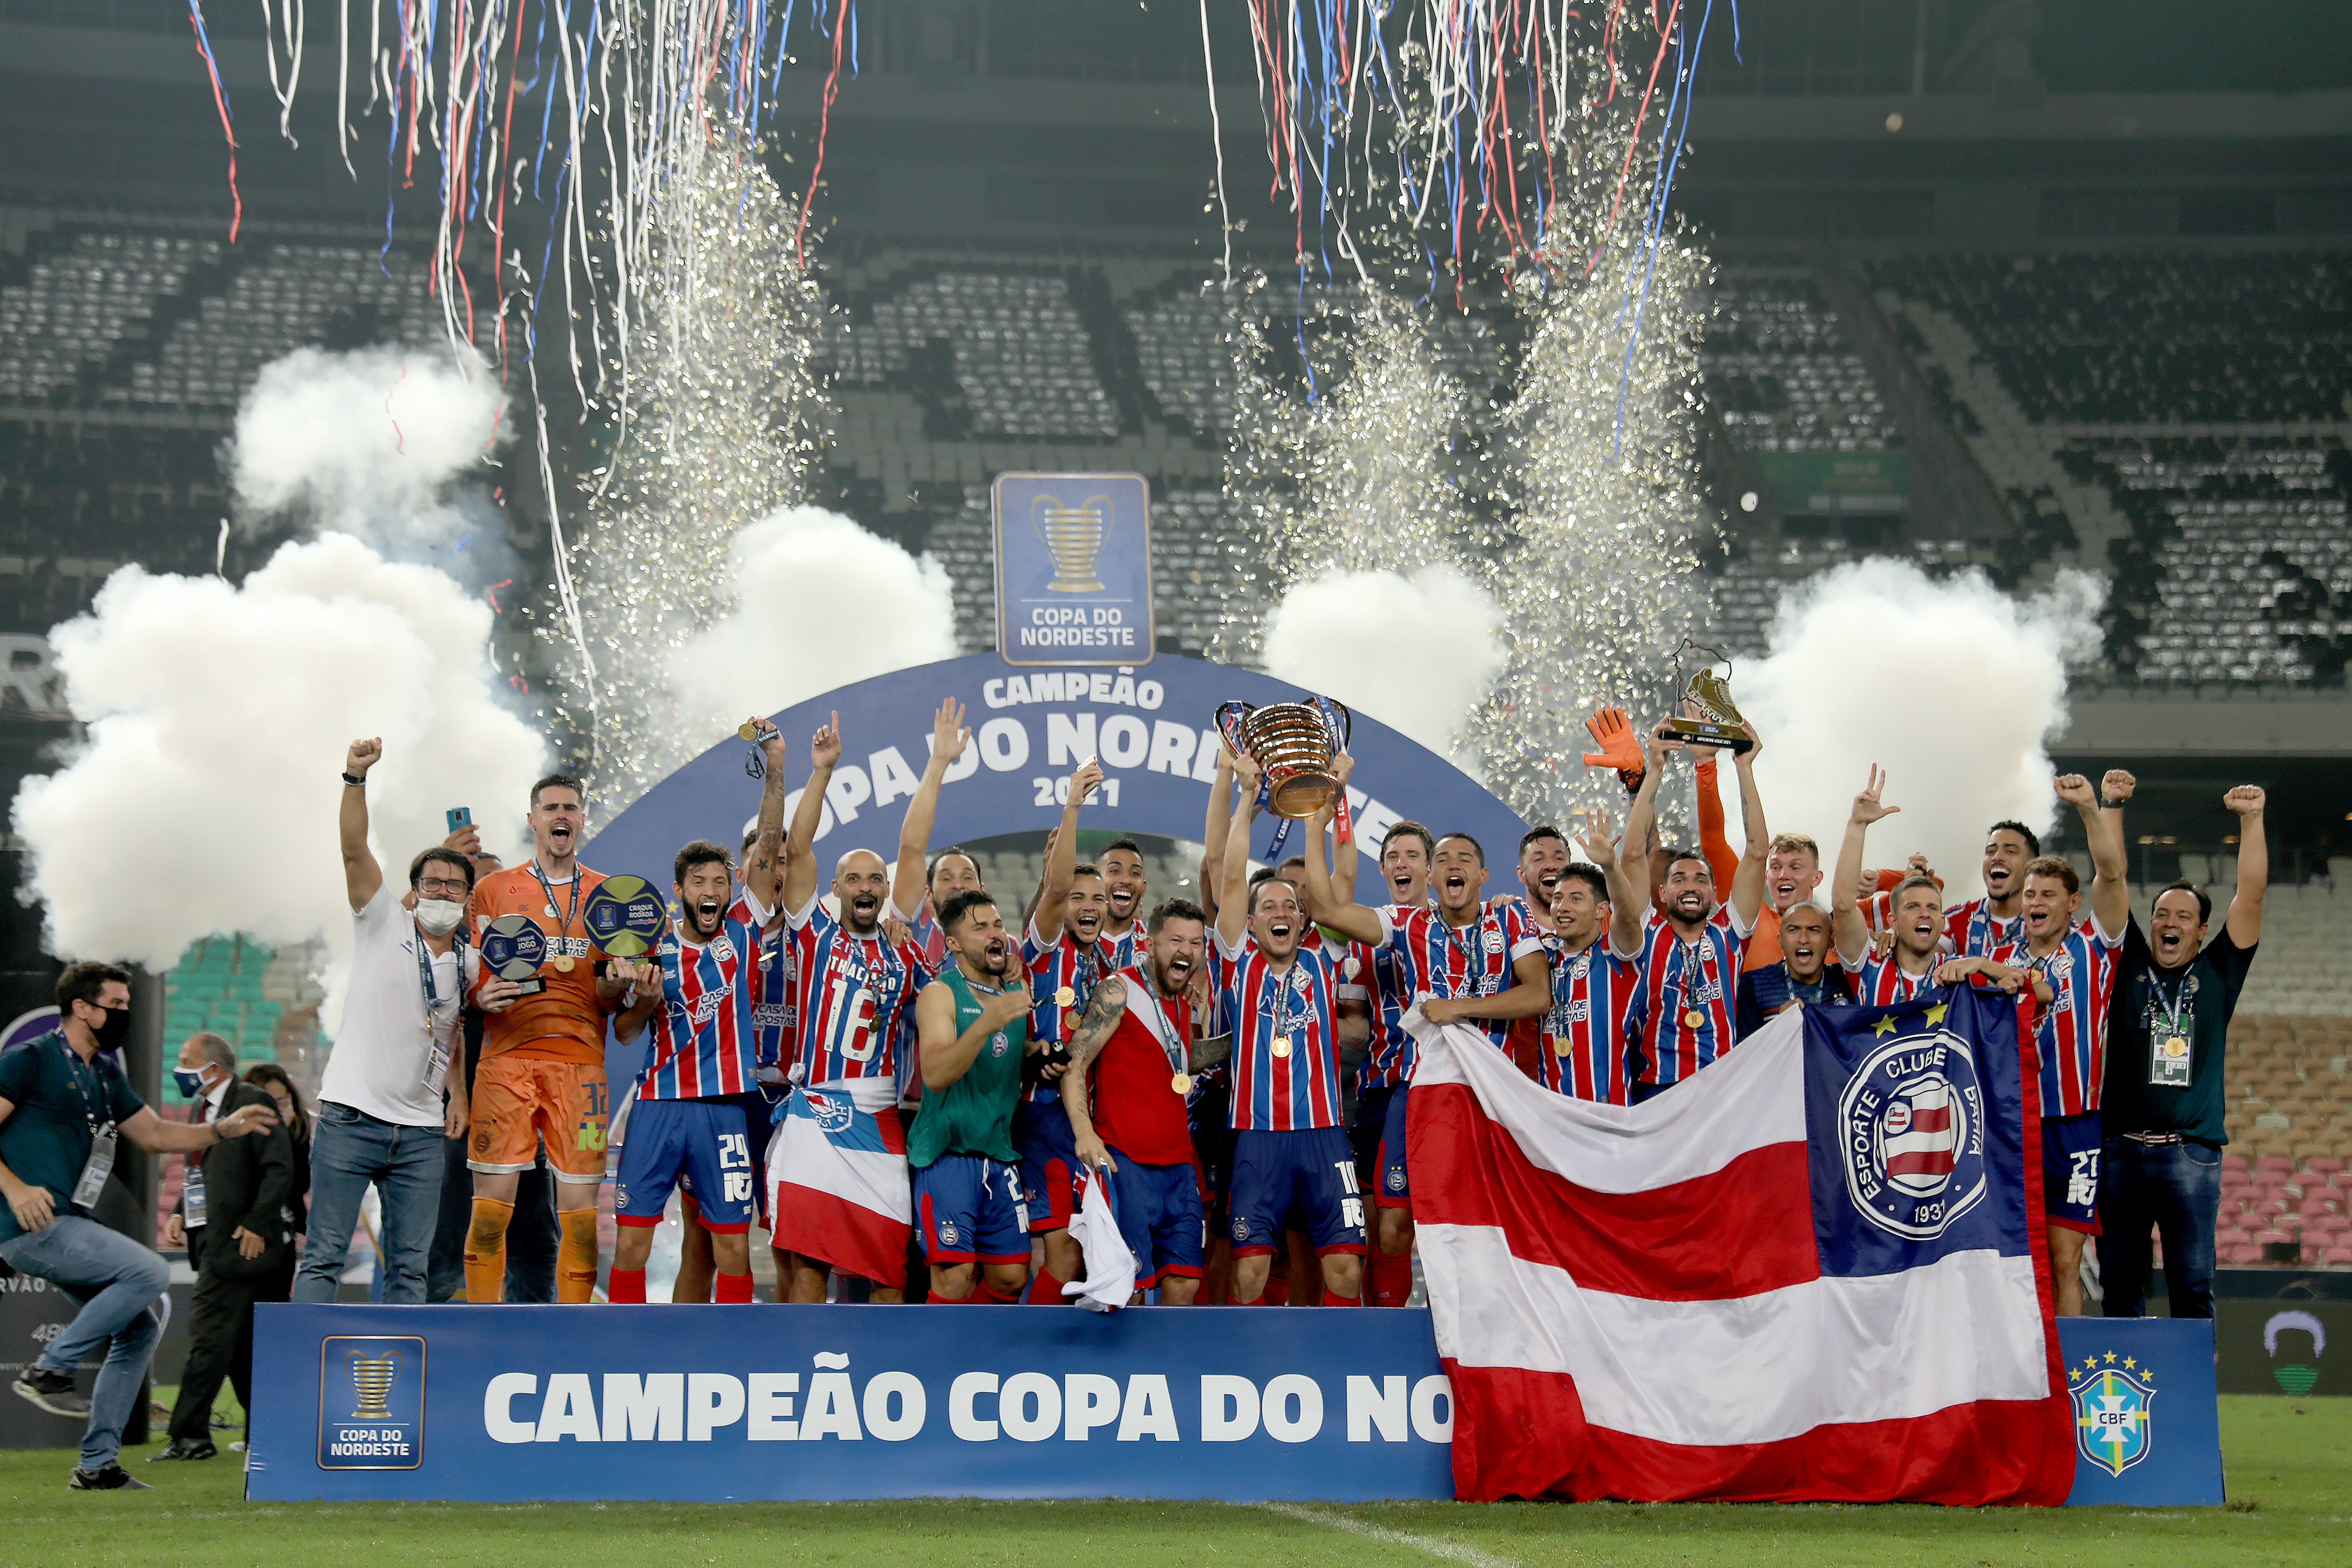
[446,806,473,834]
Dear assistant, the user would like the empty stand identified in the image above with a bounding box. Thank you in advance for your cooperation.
[0,232,217,401]
[1704,269,1903,454]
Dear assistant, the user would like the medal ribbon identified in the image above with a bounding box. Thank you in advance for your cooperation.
[1669,929,1720,1031]
[531,861,584,951]
[1122,966,1189,1076]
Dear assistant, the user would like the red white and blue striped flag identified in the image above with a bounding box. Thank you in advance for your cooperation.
[1406,985,2074,1504]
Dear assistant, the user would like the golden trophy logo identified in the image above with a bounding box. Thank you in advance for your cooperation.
[1033,493,1113,593]
[348,1349,401,1421]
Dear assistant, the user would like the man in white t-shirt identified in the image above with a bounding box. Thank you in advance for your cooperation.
[292,738,523,1303]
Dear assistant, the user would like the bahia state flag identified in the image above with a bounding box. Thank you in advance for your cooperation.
[1405,984,2074,1504]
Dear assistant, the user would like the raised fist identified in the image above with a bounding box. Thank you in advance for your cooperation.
[346,738,383,777]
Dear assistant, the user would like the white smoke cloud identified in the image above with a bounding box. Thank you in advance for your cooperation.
[1261,565,1506,766]
[668,505,960,739]
[11,534,547,979]
[1726,559,2106,899]
[229,344,507,568]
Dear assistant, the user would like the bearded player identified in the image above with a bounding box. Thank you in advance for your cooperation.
[907,891,1041,1304]
[768,706,960,1303]
[1213,748,1364,1306]
[1618,718,1770,1102]
[1062,898,1208,1304]
[1970,771,2130,1315]
[603,726,790,1303]
[465,773,625,1302]
[1335,819,1434,1307]
[1100,837,1152,951]
[1530,809,1647,1104]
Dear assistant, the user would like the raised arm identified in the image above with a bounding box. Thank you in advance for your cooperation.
[1299,774,1382,946]
[743,724,792,910]
[894,698,970,918]
[1060,974,1132,1175]
[341,738,384,912]
[1198,747,1234,924]
[1030,757,1105,947]
[1617,739,1668,915]
[1215,748,1260,950]
[2223,784,2267,947]
[1726,720,1769,929]
[1832,766,1899,967]
[1576,806,1645,959]
[2059,770,2127,938]
[780,712,840,915]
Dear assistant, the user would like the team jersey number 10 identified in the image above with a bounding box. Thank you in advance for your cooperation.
[826,977,879,1061]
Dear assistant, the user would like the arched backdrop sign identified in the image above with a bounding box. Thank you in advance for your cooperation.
[583,653,1531,891]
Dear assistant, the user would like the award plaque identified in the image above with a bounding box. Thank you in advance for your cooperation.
[1658,639,1753,754]
[1215,696,1352,819]
[584,874,669,958]
[480,914,550,997]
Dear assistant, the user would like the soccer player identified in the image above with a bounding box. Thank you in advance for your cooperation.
[601,728,791,1304]
[1733,902,1854,1040]
[907,891,1040,1304]
[1744,833,1828,974]
[1302,765,1549,1275]
[1335,819,1434,1307]
[2099,783,2266,1321]
[1618,719,1770,1102]
[1014,756,1112,1303]
[1100,837,1152,951]
[888,699,982,971]
[1062,897,1209,1304]
[1947,819,2041,956]
[1531,809,1646,1104]
[1830,769,1958,1005]
[1513,824,1572,916]
[1213,748,1364,1306]
[465,773,624,1303]
[1975,772,2130,1316]
[768,708,954,1304]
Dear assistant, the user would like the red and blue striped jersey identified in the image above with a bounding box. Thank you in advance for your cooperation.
[1631,905,1749,1088]
[637,890,770,1101]
[750,925,796,1075]
[1019,923,1136,1104]
[1943,896,2022,959]
[1210,930,1346,1131]
[784,895,927,1086]
[1343,905,1419,1091]
[1850,953,1944,1007]
[1537,935,1642,1104]
[1995,915,2123,1117]
[1373,902,1544,1053]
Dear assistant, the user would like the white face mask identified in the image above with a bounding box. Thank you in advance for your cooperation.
[414,899,466,936]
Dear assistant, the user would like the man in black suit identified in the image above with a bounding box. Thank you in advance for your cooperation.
[156,1032,291,1461]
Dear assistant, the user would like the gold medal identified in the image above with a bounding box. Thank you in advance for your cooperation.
[551,955,574,973]
[1553,1037,1572,1056]
[1171,1072,1193,1095]
[2165,1034,2188,1057]
[1272,1036,1292,1059]
[1055,985,1075,1007]
[1684,1008,1705,1029]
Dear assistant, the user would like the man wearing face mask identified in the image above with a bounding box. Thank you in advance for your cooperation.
[155,1032,291,1461]
[3,963,279,1490]
[294,738,500,1306]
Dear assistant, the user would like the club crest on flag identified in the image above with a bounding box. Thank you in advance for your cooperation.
[1836,1024,1989,1240]
[806,1090,855,1134]
[2070,1358,2156,1477]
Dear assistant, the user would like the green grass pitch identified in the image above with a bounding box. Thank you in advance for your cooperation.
[2,1397,2343,1568]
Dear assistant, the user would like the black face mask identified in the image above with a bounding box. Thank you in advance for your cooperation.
[89,1005,132,1055]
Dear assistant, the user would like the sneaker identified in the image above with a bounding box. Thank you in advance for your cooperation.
[147,1437,218,1462]
[12,1367,89,1419]
[68,1463,152,1490]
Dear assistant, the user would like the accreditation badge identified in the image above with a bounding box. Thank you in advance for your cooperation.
[2149,1031,2193,1088]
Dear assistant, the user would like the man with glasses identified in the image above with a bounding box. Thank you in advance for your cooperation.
[294,738,509,1305]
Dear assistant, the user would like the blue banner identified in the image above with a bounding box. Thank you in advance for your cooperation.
[2055,1317,2223,1506]
[247,1304,1454,1502]
[994,472,1153,666]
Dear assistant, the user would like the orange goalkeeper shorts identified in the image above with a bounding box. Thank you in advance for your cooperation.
[469,1057,609,1185]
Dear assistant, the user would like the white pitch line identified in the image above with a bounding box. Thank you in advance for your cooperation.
[1260,1501,1518,1568]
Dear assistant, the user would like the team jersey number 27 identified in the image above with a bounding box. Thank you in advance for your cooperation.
[826,976,879,1060]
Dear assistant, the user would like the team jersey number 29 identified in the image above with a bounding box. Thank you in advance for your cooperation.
[826,976,879,1060]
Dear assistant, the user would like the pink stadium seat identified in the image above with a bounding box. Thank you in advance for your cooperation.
[2256,1155,2297,1177]
[2221,1242,2262,1265]
[2304,1155,2346,1176]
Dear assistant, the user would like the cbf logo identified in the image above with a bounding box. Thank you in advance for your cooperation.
[1837,1021,1988,1240]
[318,1335,425,1471]
[2070,1354,2156,1477]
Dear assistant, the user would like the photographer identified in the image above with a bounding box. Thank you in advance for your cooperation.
[1,963,277,1491]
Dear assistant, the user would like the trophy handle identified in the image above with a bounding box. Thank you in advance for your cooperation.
[1311,696,1352,749]
[1213,701,1253,758]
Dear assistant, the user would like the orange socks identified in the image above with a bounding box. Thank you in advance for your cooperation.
[462,1198,514,1303]
[557,1207,601,1303]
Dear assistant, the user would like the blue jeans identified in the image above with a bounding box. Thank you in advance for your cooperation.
[2097,1137,2223,1320]
[294,1101,445,1304]
[0,1215,167,1470]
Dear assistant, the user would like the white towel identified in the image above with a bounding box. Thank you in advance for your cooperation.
[1062,1170,1136,1312]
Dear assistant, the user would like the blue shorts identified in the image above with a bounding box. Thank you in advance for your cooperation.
[1103,1149,1205,1288]
[912,1154,1031,1266]
[678,1090,774,1228]
[1228,1127,1366,1258]
[1349,1083,1395,1194]
[1375,1084,1411,1210]
[2043,1111,2103,1234]
[617,1098,758,1232]
[1013,1098,1081,1233]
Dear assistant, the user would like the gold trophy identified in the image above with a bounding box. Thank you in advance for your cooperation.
[1034,493,1112,593]
[1658,639,1753,754]
[1216,697,1353,819]
[348,1349,400,1421]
